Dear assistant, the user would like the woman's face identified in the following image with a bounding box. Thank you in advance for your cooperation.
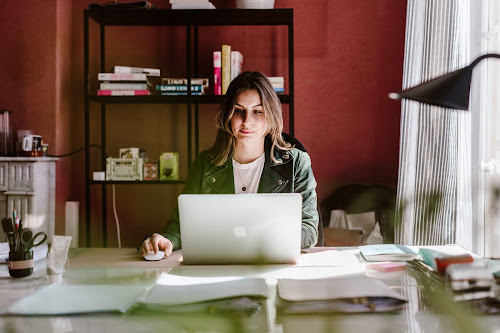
[230,89,268,145]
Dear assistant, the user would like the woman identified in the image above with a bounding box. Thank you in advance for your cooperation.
[141,71,319,257]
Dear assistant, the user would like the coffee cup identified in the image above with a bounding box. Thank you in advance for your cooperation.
[22,135,42,152]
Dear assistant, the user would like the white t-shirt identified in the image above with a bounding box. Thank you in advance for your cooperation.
[232,153,265,194]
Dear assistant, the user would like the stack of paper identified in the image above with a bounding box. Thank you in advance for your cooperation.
[277,277,407,313]
[5,285,146,315]
[140,273,268,314]
[0,242,48,263]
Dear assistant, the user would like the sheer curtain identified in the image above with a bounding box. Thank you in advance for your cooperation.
[395,0,472,249]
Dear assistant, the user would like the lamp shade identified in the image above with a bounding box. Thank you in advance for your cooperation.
[389,54,500,110]
[389,66,473,110]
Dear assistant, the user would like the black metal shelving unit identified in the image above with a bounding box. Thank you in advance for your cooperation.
[83,8,294,247]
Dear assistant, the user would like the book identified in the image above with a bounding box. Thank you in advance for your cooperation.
[161,92,203,95]
[221,45,231,95]
[98,73,148,81]
[140,273,268,306]
[170,0,208,3]
[359,244,420,262]
[156,84,204,92]
[366,262,407,272]
[171,2,215,9]
[100,83,149,90]
[114,65,160,76]
[213,51,222,95]
[97,90,150,96]
[268,76,284,88]
[277,277,407,313]
[161,91,203,96]
[161,77,209,87]
[230,50,243,81]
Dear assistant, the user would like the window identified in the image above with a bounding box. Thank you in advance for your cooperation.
[470,1,500,257]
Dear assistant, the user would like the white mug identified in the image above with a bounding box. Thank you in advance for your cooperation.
[22,135,42,152]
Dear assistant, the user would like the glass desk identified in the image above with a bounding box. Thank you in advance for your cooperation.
[0,247,498,333]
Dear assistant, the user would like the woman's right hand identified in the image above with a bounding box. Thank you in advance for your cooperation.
[140,233,173,257]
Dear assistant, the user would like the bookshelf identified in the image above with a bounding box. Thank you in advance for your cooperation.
[83,9,294,247]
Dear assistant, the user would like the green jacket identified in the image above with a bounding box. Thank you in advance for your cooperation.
[162,140,319,250]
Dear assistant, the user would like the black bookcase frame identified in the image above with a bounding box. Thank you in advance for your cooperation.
[83,9,294,247]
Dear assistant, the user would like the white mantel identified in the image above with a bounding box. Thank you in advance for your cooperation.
[0,157,58,243]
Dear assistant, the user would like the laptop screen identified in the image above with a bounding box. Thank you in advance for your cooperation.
[178,193,302,264]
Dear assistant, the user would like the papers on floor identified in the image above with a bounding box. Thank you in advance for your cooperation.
[359,244,420,262]
[277,276,407,313]
[139,273,268,314]
[0,242,48,263]
[5,285,146,315]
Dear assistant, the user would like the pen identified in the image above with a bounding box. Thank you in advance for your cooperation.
[16,220,23,253]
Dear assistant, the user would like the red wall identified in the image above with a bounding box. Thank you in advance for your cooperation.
[0,0,406,246]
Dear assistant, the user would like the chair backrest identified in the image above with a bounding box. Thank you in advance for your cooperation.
[320,184,397,244]
[281,133,324,247]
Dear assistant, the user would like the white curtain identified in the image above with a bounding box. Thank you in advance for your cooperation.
[395,0,472,249]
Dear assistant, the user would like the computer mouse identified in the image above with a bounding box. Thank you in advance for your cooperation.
[144,250,165,261]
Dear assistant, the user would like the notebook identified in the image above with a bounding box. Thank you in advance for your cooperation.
[359,244,420,262]
[178,193,302,264]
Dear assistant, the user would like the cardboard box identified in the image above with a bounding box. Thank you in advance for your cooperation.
[159,152,179,180]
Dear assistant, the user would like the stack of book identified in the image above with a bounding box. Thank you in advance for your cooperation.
[213,45,243,95]
[445,262,495,302]
[170,0,216,9]
[97,65,159,96]
[269,76,285,95]
[156,78,209,96]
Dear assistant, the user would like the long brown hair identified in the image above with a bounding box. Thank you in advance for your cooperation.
[212,71,291,166]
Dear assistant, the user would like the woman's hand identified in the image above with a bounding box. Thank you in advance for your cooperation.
[140,233,173,257]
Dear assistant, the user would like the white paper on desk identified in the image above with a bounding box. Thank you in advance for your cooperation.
[0,242,48,263]
[296,249,358,267]
[5,284,146,315]
[277,276,406,302]
[141,273,268,305]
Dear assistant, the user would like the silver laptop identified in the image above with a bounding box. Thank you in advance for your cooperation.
[178,193,302,264]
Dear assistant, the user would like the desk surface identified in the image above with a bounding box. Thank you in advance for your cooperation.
[0,246,498,333]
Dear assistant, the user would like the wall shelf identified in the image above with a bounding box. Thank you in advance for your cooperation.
[84,8,294,247]
[89,95,291,104]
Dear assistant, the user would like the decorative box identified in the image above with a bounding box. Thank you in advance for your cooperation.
[159,152,179,180]
[106,158,143,181]
[143,162,159,181]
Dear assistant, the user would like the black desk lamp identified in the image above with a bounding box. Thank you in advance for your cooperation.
[389,54,500,109]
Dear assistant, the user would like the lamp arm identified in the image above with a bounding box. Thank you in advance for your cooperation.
[470,53,500,69]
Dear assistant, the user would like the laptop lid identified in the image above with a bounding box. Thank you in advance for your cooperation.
[178,193,302,264]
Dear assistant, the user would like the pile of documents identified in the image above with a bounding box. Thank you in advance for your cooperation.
[5,285,146,315]
[139,273,269,315]
[445,262,495,302]
[276,277,407,313]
